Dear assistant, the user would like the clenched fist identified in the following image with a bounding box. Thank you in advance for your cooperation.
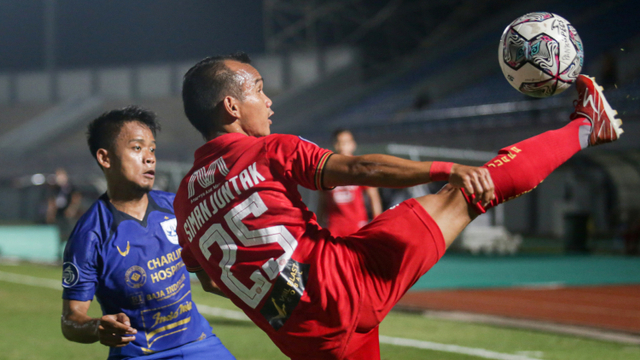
[448,164,495,206]
[97,313,137,348]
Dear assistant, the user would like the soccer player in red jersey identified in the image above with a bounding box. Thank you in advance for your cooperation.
[317,129,382,236]
[174,52,622,360]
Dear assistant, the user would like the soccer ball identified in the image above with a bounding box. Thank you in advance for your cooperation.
[499,12,584,98]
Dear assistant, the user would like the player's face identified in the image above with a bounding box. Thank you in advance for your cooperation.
[110,121,156,192]
[334,131,356,156]
[226,60,274,137]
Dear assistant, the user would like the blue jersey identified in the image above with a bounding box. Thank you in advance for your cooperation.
[62,191,217,359]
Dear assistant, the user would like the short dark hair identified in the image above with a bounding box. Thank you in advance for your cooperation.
[87,106,160,165]
[182,52,252,138]
[331,128,352,142]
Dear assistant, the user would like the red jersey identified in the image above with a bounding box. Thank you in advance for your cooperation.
[174,133,363,359]
[323,186,368,237]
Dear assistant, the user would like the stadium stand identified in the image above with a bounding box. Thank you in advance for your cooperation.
[280,0,640,146]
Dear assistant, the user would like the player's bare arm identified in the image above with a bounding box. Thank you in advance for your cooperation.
[195,270,228,298]
[61,299,136,347]
[323,153,495,206]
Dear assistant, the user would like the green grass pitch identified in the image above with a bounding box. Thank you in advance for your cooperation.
[1,262,638,360]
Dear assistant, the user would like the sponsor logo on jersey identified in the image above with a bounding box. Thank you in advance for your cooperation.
[141,292,193,349]
[188,156,229,198]
[146,273,187,302]
[117,241,130,257]
[62,262,80,288]
[260,259,309,330]
[130,292,145,307]
[160,218,179,244]
[125,265,147,288]
[332,186,358,204]
[151,300,192,328]
[146,249,185,284]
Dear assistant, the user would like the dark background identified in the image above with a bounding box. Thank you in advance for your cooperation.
[0,0,264,70]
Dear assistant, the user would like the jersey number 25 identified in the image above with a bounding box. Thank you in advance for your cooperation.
[194,193,298,308]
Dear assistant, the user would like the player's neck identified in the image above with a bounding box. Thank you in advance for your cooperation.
[208,123,249,141]
[107,190,149,221]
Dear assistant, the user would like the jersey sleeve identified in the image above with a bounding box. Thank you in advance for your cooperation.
[266,135,333,190]
[61,227,101,302]
[181,243,203,273]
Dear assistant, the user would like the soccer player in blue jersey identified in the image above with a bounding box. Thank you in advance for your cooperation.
[60,106,235,360]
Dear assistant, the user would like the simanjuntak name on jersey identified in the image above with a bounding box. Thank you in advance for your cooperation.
[183,161,265,242]
[188,157,229,200]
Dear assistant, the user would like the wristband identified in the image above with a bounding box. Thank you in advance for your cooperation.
[429,161,453,181]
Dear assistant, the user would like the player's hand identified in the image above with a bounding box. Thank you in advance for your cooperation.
[97,313,137,348]
[448,164,495,206]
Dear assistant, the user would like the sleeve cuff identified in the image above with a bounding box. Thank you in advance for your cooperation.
[186,265,203,273]
[315,152,335,191]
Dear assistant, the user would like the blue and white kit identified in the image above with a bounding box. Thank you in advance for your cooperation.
[62,190,234,360]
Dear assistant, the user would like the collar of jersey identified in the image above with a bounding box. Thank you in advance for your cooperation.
[100,192,167,229]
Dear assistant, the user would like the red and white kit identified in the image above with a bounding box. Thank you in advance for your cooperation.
[174,133,445,359]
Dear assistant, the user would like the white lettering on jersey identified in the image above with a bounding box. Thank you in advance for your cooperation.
[183,162,265,242]
[190,192,298,309]
[188,157,229,199]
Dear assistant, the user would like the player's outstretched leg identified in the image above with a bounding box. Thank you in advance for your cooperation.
[418,75,623,247]
[461,74,623,214]
[347,76,624,350]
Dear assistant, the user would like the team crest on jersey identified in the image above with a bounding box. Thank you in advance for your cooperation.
[62,262,80,288]
[160,218,179,244]
[188,156,229,198]
[125,265,147,288]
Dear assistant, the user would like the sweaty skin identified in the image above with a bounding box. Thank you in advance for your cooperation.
[214,61,274,139]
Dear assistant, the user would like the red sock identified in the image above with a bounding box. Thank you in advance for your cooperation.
[462,118,591,213]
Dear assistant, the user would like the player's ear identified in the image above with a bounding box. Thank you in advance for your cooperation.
[96,148,111,169]
[222,96,241,119]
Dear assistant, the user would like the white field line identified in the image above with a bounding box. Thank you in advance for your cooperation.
[422,310,640,345]
[197,304,250,321]
[0,270,61,290]
[379,336,540,360]
[0,270,541,360]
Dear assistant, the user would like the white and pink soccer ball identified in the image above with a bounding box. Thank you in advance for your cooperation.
[499,12,584,98]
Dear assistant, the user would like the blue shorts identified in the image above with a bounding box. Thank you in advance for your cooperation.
[131,335,235,360]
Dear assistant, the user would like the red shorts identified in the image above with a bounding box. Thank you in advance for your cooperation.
[341,198,446,359]
[281,199,445,360]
